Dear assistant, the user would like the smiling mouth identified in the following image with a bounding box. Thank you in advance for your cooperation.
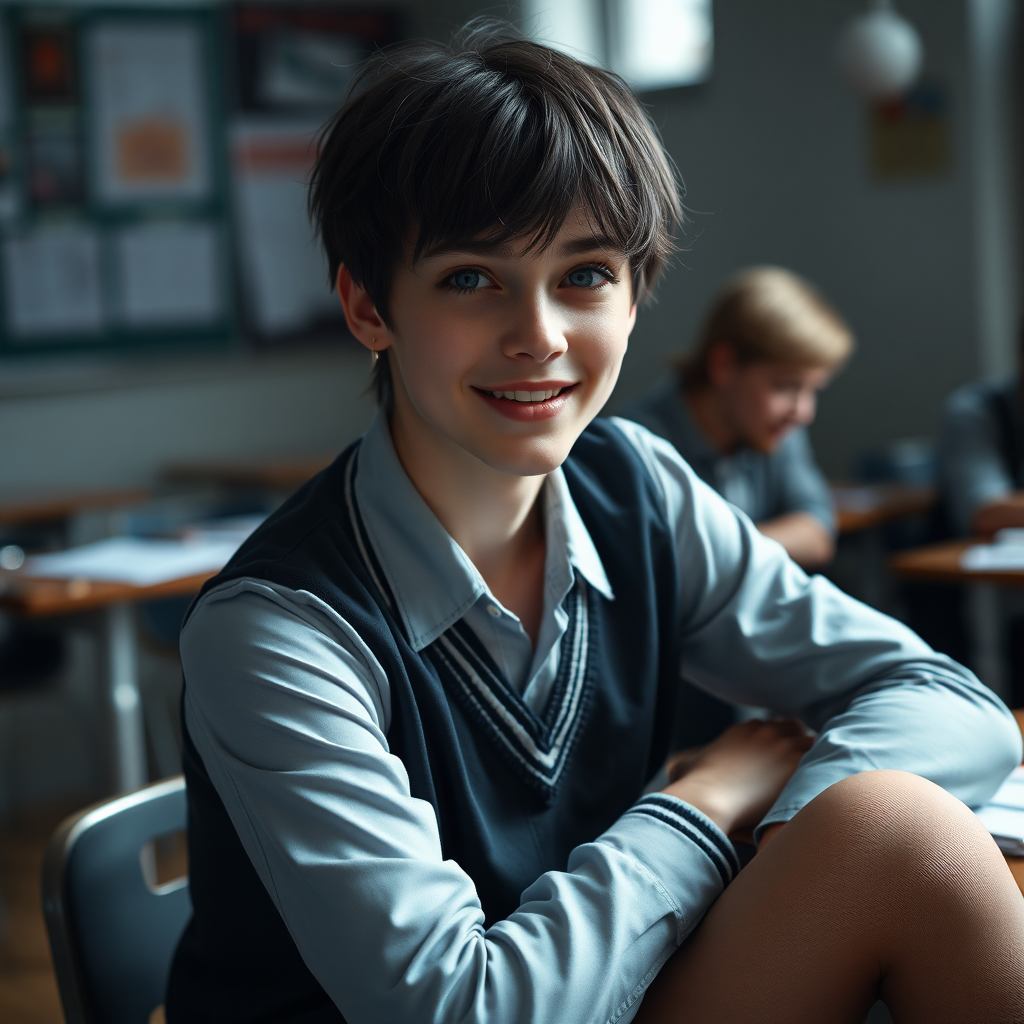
[476,385,572,403]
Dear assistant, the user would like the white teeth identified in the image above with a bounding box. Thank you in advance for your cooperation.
[490,387,563,402]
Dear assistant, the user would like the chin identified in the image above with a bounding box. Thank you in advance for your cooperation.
[477,435,575,478]
[750,435,782,455]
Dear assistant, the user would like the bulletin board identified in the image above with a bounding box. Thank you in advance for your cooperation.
[0,4,237,359]
[228,4,402,344]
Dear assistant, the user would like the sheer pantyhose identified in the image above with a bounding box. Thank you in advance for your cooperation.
[638,771,1024,1024]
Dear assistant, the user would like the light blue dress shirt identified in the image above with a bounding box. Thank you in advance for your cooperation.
[180,411,1021,1024]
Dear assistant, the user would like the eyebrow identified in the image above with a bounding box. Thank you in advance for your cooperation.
[421,233,625,263]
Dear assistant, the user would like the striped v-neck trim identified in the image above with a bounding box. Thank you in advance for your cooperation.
[428,580,593,800]
[343,436,595,798]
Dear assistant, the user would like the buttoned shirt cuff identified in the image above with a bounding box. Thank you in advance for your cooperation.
[592,794,740,944]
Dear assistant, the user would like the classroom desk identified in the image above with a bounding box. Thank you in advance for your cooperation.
[0,569,214,793]
[890,539,1021,701]
[164,457,334,493]
[830,483,937,535]
[0,487,149,528]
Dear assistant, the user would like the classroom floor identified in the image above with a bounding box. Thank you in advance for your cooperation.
[0,800,79,1024]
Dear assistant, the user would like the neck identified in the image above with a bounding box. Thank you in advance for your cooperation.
[683,383,740,455]
[388,398,547,600]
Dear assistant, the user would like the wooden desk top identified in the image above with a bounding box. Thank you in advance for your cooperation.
[890,539,1024,587]
[164,457,334,492]
[0,570,212,617]
[831,483,937,534]
[0,487,149,528]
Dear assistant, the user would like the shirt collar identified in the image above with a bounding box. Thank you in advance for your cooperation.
[353,411,614,652]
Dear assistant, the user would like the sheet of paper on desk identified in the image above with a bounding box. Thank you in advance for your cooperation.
[975,766,1024,856]
[961,531,1024,571]
[20,535,242,586]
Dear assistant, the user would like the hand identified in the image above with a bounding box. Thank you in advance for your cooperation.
[660,719,813,836]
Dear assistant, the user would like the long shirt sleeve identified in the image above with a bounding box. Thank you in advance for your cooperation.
[181,580,733,1024]
[612,417,1023,837]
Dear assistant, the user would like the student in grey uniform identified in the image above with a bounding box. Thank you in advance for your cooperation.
[625,267,852,571]
[939,362,1023,537]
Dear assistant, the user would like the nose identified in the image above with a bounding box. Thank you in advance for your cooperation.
[794,388,817,425]
[500,290,568,363]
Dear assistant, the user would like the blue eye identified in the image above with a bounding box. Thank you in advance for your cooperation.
[447,269,489,292]
[565,266,610,289]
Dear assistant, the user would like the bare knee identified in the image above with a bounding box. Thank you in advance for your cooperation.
[792,770,1003,885]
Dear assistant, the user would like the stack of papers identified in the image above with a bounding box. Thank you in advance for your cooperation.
[961,529,1024,571]
[976,766,1024,856]
[20,516,264,587]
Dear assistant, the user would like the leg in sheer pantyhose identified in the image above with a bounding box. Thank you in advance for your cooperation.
[637,771,1024,1024]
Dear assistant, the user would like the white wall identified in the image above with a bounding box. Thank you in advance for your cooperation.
[1,348,376,492]
[608,0,997,479]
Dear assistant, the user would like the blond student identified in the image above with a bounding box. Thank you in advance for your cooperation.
[626,268,852,570]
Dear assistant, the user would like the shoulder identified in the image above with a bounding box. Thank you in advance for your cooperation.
[944,375,1016,421]
[771,428,824,477]
[182,577,392,733]
[594,415,735,530]
[617,377,686,447]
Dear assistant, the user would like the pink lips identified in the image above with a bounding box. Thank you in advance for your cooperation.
[473,382,578,422]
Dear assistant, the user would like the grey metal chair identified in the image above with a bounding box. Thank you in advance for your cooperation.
[42,775,190,1024]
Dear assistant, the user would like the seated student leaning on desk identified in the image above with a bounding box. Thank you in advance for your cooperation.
[168,28,1024,1024]
[624,267,852,571]
[939,334,1024,536]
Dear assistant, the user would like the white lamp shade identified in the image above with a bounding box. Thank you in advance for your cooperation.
[837,9,923,99]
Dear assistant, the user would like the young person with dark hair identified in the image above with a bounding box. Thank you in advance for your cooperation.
[627,267,851,571]
[168,24,1024,1024]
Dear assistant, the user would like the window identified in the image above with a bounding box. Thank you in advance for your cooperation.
[523,0,713,92]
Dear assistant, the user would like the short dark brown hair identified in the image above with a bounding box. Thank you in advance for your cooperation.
[309,20,682,403]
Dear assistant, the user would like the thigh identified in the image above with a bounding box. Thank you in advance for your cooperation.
[636,798,881,1024]
[635,771,1024,1024]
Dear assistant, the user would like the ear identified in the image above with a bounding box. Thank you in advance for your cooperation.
[705,341,737,387]
[336,265,392,354]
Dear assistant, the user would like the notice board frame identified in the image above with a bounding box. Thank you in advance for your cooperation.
[0,3,237,362]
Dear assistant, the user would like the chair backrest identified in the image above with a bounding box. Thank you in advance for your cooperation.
[42,775,191,1024]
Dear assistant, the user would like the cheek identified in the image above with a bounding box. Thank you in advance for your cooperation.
[572,307,630,376]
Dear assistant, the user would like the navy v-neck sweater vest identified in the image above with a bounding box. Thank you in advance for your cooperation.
[168,420,685,1024]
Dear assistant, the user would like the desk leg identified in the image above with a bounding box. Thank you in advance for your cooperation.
[858,528,886,609]
[967,583,1009,701]
[103,602,147,793]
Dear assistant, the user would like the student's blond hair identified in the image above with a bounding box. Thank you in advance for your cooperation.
[681,267,854,388]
